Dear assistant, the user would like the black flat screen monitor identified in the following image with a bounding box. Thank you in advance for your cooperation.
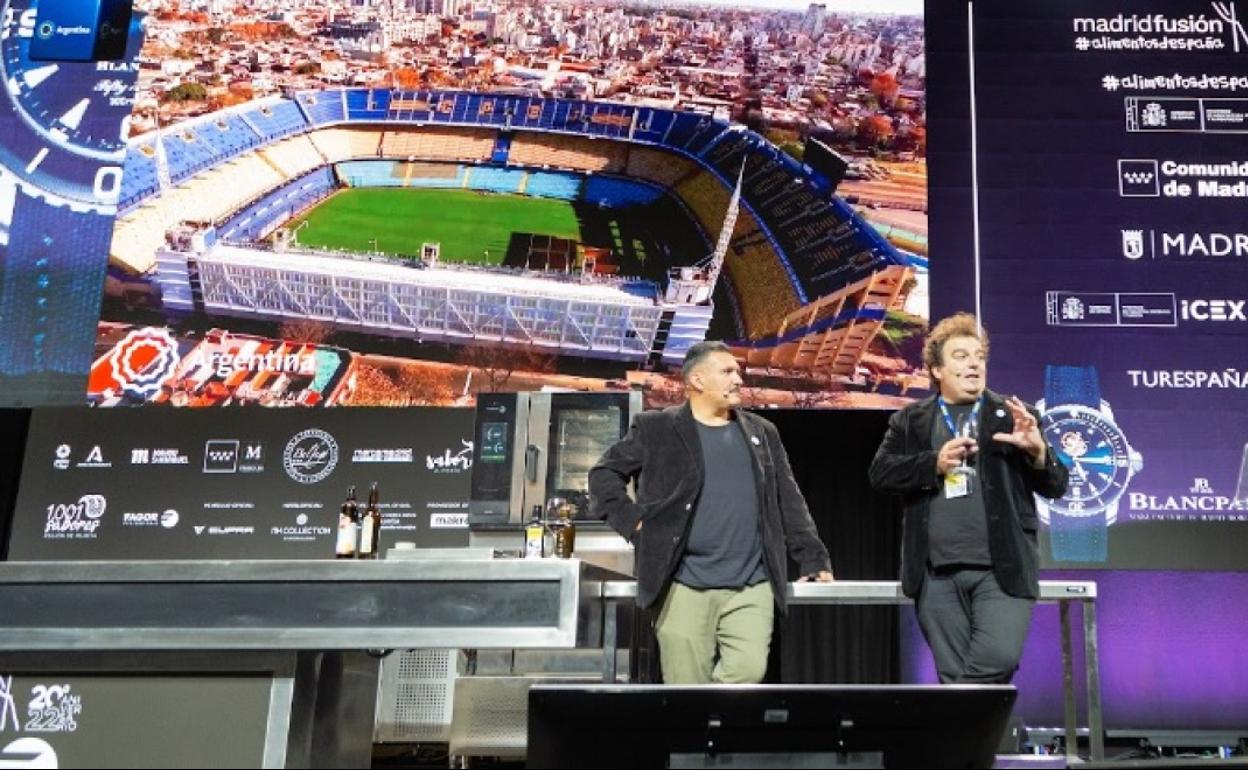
[528,684,1016,769]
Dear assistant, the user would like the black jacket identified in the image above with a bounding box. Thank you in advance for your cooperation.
[868,390,1069,599]
[588,403,831,611]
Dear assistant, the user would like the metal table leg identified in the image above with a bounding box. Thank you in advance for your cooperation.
[603,598,619,683]
[1083,598,1105,761]
[1060,600,1078,761]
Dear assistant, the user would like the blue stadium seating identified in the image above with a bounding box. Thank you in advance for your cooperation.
[118,145,160,212]
[117,87,909,319]
[492,133,512,163]
[338,160,406,188]
[682,118,729,155]
[242,100,309,141]
[162,112,263,185]
[631,108,675,145]
[217,167,338,242]
[524,172,581,201]
[345,88,390,121]
[297,89,346,125]
[582,176,662,208]
[466,166,524,194]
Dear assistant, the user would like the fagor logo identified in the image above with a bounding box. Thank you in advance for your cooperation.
[283,429,339,484]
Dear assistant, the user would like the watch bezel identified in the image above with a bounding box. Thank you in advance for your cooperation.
[1040,402,1136,524]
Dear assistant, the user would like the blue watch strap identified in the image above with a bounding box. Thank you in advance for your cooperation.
[1049,510,1108,562]
[0,189,113,383]
[1045,364,1101,409]
[1043,364,1110,563]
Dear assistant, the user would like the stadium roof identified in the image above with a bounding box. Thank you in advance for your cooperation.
[209,244,659,305]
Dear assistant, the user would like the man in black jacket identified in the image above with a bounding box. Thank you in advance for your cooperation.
[869,313,1068,683]
[589,341,832,684]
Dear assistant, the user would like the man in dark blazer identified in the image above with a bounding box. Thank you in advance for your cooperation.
[588,341,832,684]
[869,313,1068,683]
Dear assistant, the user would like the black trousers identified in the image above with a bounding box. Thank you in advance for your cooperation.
[915,566,1034,684]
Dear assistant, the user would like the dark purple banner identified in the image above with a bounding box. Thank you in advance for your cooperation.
[936,0,1248,569]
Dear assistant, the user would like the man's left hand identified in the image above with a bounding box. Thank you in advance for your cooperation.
[799,570,834,582]
[992,396,1047,466]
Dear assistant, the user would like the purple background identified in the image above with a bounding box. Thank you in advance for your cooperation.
[901,570,1248,729]
[924,0,1248,730]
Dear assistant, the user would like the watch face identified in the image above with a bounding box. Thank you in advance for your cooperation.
[0,0,141,207]
[1041,403,1136,524]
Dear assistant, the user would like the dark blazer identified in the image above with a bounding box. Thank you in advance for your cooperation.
[868,390,1069,599]
[588,403,831,611]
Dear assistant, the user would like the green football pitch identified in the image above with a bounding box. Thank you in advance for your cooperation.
[287,188,582,265]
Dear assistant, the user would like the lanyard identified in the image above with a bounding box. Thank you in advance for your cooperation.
[938,395,982,438]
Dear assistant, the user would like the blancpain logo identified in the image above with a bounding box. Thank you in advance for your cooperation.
[1128,477,1248,521]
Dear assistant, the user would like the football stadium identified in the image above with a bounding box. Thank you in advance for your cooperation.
[111,88,919,375]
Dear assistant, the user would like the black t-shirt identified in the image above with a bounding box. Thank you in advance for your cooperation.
[675,419,769,588]
[927,401,992,568]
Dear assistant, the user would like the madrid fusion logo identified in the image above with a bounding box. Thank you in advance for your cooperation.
[1072,3,1248,53]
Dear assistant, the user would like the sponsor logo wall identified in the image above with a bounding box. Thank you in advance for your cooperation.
[950,0,1248,571]
[7,407,474,560]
